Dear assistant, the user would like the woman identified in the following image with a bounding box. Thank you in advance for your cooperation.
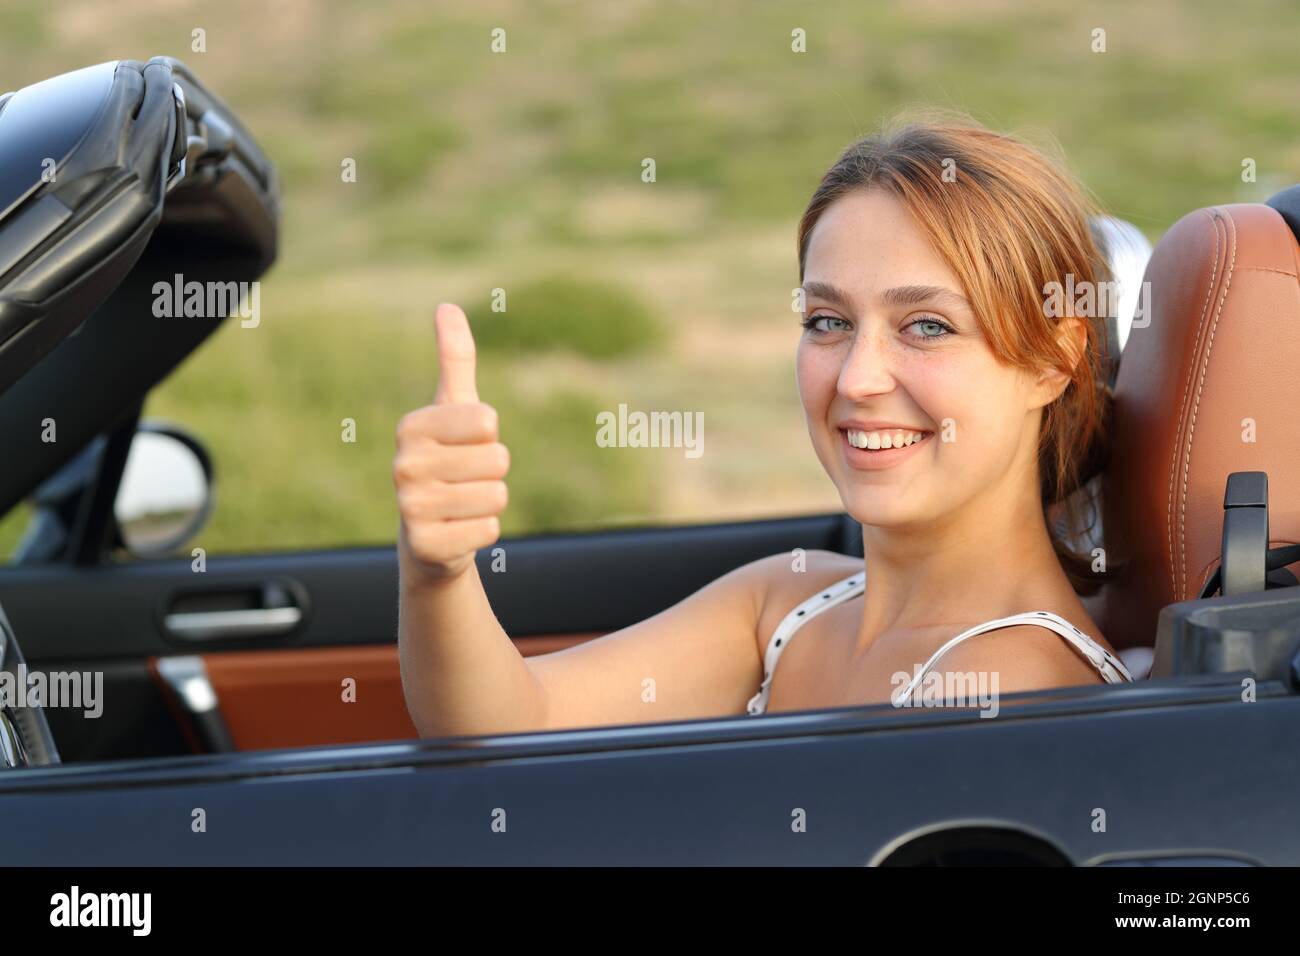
[394,114,1132,737]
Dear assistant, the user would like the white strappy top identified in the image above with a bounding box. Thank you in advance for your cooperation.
[746,571,1133,715]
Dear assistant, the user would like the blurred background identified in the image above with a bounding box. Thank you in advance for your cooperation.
[0,0,1296,555]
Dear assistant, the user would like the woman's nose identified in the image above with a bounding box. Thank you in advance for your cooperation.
[837,329,897,397]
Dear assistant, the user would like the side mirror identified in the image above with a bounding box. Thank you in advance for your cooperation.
[114,425,213,558]
[10,419,214,564]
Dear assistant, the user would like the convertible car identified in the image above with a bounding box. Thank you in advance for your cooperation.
[0,58,1298,866]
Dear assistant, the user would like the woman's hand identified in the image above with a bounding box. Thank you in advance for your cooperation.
[394,303,510,585]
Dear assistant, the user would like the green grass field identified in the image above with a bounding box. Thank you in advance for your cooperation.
[1,0,1296,556]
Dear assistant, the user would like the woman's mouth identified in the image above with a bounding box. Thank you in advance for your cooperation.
[839,427,933,470]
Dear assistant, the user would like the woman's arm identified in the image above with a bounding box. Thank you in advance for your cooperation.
[523,553,772,730]
[399,541,774,736]
[396,304,769,737]
[398,545,549,737]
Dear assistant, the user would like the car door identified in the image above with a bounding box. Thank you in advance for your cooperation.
[0,486,860,760]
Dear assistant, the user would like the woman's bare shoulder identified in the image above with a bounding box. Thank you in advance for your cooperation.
[749,549,863,657]
[909,622,1109,695]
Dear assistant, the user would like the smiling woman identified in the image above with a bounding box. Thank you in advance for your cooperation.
[398,112,1133,737]
[740,114,1133,716]
[795,113,1116,595]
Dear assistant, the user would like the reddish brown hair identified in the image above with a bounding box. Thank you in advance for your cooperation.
[797,112,1117,594]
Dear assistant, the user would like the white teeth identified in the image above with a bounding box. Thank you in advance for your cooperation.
[846,429,926,450]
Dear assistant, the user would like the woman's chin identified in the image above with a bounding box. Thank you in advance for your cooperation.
[839,491,923,527]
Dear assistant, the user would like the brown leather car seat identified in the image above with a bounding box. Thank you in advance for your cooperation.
[1092,193,1300,666]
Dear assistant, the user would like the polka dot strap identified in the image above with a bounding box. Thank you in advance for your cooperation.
[746,576,1133,716]
[745,571,866,716]
[893,610,1136,706]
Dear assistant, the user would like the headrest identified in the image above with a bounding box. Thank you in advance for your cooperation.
[1099,200,1300,649]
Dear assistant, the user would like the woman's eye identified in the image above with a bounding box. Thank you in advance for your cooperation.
[905,315,955,339]
[801,314,850,334]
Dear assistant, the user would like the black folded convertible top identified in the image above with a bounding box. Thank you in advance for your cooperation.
[0,57,278,518]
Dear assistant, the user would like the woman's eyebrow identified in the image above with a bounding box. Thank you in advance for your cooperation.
[802,280,856,311]
[879,284,972,310]
[802,280,970,312]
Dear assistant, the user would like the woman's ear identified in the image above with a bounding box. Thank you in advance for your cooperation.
[1032,317,1087,406]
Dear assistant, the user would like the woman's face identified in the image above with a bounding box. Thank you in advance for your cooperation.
[798,187,1058,531]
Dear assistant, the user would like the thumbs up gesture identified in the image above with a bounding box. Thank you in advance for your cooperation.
[394,303,509,583]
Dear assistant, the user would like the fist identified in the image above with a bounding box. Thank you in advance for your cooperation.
[394,303,510,582]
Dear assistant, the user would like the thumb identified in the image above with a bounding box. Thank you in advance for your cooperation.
[433,303,479,405]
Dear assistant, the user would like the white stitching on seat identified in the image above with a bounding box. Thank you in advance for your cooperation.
[1180,209,1236,599]
[1167,209,1223,600]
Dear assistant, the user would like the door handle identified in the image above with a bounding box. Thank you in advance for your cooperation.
[161,580,306,641]
[163,606,302,640]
